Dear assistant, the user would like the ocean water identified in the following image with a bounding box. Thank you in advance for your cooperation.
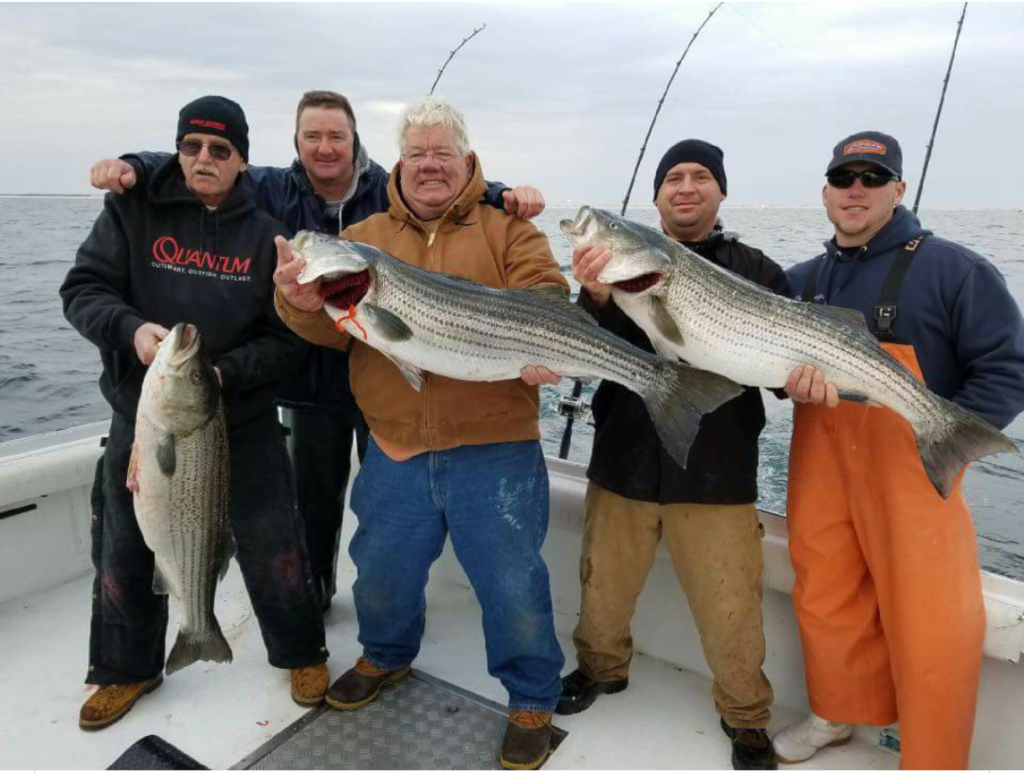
[2,198,1022,580]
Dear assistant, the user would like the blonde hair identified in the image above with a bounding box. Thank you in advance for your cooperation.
[397,96,470,156]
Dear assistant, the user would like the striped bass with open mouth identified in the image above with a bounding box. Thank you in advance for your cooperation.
[559,206,1018,499]
[290,230,746,468]
[129,322,233,674]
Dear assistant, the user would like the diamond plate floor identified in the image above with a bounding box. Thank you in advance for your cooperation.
[235,670,567,770]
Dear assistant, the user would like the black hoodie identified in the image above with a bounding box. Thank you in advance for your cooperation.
[60,156,307,426]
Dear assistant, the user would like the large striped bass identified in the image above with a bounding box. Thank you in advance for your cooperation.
[128,323,233,674]
[560,206,1018,499]
[290,230,745,468]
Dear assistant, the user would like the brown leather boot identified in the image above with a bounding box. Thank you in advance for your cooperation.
[500,710,553,770]
[325,656,410,711]
[79,676,163,730]
[290,663,330,706]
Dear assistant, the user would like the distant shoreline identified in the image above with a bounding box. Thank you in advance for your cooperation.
[0,193,102,199]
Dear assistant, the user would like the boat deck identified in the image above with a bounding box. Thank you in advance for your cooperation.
[0,564,897,770]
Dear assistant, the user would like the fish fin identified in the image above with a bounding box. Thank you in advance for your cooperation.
[126,442,140,493]
[809,304,871,332]
[648,337,680,362]
[436,271,488,288]
[650,297,684,345]
[513,285,598,326]
[914,397,1020,499]
[524,284,570,302]
[218,530,236,582]
[166,624,233,675]
[152,561,172,596]
[382,354,425,391]
[362,303,414,342]
[640,360,745,469]
[156,434,176,477]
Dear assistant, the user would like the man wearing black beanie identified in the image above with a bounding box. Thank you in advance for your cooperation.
[557,140,789,770]
[176,95,250,162]
[62,95,330,729]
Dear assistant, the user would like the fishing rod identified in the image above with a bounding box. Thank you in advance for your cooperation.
[430,24,487,95]
[913,3,967,215]
[620,2,724,217]
[558,3,725,460]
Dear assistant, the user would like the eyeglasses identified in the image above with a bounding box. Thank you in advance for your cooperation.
[178,139,235,162]
[402,149,461,166]
[826,168,898,189]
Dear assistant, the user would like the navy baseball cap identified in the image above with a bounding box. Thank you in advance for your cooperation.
[826,131,902,179]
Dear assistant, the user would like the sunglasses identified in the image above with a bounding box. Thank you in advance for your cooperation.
[178,139,234,162]
[826,168,898,189]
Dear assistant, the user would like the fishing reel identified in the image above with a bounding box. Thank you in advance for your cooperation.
[556,393,593,425]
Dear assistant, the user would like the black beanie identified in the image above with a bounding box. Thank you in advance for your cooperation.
[653,139,727,199]
[176,96,249,161]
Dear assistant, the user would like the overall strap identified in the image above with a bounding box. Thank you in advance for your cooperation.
[874,235,926,340]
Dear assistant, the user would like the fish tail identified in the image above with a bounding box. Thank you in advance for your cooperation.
[915,397,1019,499]
[640,360,745,470]
[165,622,233,675]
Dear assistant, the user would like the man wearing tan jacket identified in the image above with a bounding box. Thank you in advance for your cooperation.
[273,96,567,771]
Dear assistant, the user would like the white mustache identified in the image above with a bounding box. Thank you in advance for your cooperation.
[194,165,220,179]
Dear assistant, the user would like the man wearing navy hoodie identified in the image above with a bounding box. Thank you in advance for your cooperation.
[61,96,329,730]
[774,132,1024,769]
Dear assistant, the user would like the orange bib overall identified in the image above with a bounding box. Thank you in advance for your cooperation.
[787,342,986,769]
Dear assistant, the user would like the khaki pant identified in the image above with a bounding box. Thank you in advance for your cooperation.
[572,482,774,728]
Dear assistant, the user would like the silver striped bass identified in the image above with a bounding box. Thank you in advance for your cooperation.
[129,323,233,674]
[290,230,745,468]
[560,206,1018,499]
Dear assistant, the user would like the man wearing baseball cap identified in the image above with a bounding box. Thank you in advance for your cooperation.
[775,131,1024,767]
[61,96,330,729]
[562,139,790,770]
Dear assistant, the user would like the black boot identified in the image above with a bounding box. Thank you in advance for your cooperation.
[721,718,777,770]
[500,711,553,770]
[325,657,409,711]
[555,668,628,715]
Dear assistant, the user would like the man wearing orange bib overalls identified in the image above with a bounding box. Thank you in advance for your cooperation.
[772,132,1024,769]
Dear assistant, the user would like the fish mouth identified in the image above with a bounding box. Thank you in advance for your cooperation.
[167,323,201,364]
[322,270,371,308]
[559,206,595,242]
[612,273,662,293]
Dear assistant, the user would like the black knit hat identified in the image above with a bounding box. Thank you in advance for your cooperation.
[176,96,249,161]
[653,139,727,199]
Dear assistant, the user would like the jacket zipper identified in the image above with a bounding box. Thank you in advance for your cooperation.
[423,220,445,446]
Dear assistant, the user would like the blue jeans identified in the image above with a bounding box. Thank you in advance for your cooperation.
[349,439,564,711]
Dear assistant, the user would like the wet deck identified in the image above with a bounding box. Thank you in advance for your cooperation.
[0,563,896,770]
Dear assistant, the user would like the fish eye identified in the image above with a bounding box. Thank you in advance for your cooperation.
[190,370,203,385]
[610,223,619,231]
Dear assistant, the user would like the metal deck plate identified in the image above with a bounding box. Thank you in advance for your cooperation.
[235,670,567,770]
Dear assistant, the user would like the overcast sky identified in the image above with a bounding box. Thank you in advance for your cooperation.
[2,2,1021,208]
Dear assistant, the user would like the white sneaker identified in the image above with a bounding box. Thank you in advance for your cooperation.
[773,712,853,764]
